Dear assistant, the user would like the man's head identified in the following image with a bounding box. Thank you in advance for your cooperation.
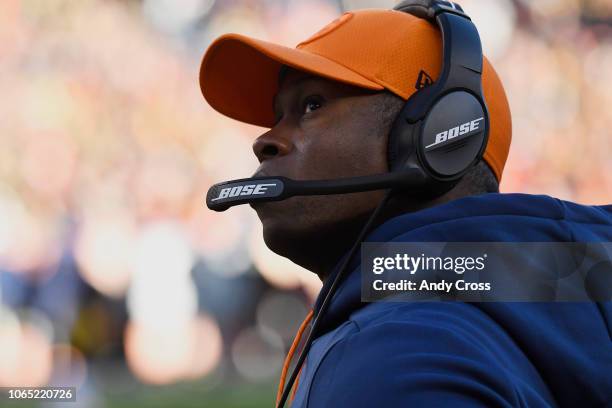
[200,8,511,278]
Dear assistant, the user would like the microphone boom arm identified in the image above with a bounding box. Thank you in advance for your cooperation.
[206,168,427,212]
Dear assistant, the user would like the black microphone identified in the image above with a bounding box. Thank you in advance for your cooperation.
[206,168,427,212]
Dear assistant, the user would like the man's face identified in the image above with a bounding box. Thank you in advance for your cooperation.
[251,68,392,269]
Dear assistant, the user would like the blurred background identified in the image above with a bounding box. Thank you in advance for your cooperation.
[0,0,610,407]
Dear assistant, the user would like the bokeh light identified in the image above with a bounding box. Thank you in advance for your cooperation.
[124,314,222,385]
[256,292,309,342]
[50,343,89,388]
[0,308,53,387]
[231,326,285,382]
[75,213,136,298]
[127,222,197,330]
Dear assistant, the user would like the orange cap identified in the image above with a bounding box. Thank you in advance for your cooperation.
[200,9,512,181]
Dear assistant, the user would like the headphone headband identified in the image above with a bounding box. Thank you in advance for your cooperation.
[394,0,466,19]
[387,0,489,190]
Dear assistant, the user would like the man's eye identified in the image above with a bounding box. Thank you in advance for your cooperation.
[303,96,323,114]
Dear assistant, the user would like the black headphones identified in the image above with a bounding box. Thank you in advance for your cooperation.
[388,0,489,197]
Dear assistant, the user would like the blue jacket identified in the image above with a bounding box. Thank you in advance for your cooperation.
[291,193,612,407]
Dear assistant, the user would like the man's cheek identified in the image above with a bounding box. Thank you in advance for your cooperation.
[293,145,337,178]
[300,135,358,177]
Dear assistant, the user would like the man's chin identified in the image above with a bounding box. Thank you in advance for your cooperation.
[260,220,304,261]
[250,201,279,222]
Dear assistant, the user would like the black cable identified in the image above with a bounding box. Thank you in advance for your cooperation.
[276,189,394,408]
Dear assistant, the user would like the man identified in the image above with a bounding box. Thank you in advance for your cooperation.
[199,5,612,408]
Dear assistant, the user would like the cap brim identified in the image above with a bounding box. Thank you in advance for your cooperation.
[199,33,384,128]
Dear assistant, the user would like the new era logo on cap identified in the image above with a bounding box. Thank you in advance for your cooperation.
[416,70,434,90]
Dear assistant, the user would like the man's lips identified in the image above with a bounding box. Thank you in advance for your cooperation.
[249,167,292,212]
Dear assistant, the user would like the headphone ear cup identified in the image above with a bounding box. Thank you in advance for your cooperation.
[386,91,488,185]
[418,91,488,179]
[387,2,489,192]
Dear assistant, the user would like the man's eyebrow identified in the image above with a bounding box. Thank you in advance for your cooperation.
[273,72,321,116]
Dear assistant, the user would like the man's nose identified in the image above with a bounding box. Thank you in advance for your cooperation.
[252,130,293,163]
